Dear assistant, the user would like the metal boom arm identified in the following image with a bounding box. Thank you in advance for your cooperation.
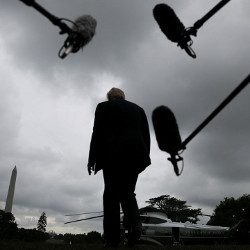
[170,74,249,176]
[180,74,250,150]
[188,0,231,37]
[19,0,72,34]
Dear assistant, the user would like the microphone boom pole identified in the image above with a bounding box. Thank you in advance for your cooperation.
[179,74,250,150]
[184,0,231,57]
[153,0,231,58]
[188,0,231,37]
[19,0,97,59]
[166,74,249,176]
[19,0,72,35]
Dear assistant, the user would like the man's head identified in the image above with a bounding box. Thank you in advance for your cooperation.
[107,87,125,101]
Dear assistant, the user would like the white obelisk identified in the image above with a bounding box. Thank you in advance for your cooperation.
[5,166,17,213]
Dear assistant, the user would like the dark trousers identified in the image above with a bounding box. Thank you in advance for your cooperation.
[103,165,140,245]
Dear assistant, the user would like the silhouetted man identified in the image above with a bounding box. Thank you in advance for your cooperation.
[87,87,151,247]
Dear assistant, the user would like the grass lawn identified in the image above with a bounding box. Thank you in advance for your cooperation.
[0,240,250,250]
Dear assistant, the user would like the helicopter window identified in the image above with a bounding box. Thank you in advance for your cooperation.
[140,216,167,224]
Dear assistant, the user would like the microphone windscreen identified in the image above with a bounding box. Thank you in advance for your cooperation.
[153,4,185,43]
[152,106,182,153]
[72,15,97,47]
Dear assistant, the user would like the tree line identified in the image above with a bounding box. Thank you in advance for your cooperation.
[1,194,249,242]
[0,210,50,242]
[0,210,102,243]
[142,194,250,227]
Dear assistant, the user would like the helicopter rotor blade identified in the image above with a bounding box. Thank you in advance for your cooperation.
[64,211,103,217]
[64,211,124,224]
[65,215,104,224]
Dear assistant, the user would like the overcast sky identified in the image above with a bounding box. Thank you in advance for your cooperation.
[0,0,249,234]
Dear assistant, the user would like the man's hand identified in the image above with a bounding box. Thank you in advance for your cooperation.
[87,163,94,175]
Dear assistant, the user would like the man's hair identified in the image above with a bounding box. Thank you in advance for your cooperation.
[107,87,125,100]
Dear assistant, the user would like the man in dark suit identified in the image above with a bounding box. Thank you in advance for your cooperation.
[88,87,151,247]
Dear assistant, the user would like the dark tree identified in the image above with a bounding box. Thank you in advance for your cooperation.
[207,194,250,227]
[86,231,102,244]
[54,233,64,240]
[144,195,202,223]
[64,233,75,243]
[18,228,49,242]
[37,211,47,233]
[0,210,18,239]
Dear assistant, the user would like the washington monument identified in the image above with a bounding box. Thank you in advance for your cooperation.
[5,166,17,213]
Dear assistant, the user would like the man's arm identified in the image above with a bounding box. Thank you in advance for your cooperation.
[87,105,100,175]
[87,102,107,175]
[142,110,151,154]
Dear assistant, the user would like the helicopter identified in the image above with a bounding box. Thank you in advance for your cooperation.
[134,211,229,245]
[65,209,250,245]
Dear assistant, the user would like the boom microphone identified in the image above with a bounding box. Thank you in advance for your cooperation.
[153,1,231,58]
[153,4,186,44]
[153,3,195,58]
[152,106,183,176]
[152,106,182,153]
[19,0,97,59]
[59,15,97,59]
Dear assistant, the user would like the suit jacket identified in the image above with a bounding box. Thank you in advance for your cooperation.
[88,98,151,174]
